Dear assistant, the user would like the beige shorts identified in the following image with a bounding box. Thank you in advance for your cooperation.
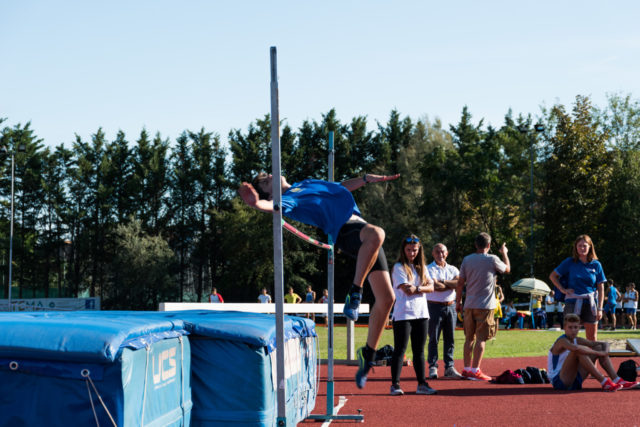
[463,308,496,342]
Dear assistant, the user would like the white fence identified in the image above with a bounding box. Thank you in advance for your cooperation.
[159,302,370,360]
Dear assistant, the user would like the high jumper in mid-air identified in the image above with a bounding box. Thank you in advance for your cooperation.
[239,171,399,388]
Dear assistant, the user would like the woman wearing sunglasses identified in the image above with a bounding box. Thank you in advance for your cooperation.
[389,234,436,396]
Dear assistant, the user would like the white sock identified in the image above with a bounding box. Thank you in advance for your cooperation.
[614,376,622,383]
[470,367,478,374]
[464,366,471,372]
[601,378,608,385]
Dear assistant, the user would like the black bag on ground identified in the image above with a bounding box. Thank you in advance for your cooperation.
[515,367,550,384]
[617,359,638,382]
[375,344,394,362]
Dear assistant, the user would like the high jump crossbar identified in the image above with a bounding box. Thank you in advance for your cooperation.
[282,220,332,250]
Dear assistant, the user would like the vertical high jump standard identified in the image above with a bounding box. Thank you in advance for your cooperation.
[270,47,363,425]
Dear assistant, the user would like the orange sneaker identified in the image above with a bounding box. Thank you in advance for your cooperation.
[461,369,491,381]
[615,378,639,390]
[602,379,622,392]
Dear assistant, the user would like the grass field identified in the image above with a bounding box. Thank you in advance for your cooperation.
[314,326,640,360]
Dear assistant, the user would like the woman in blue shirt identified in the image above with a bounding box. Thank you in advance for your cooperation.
[549,234,606,341]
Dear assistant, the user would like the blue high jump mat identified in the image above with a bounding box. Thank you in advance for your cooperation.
[0,311,192,427]
[0,310,317,427]
[161,310,318,426]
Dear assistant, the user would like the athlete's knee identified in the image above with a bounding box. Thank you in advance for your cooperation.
[361,224,385,247]
[375,286,395,309]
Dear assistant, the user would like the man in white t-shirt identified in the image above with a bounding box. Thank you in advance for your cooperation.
[426,243,462,379]
[545,293,557,328]
[456,232,510,381]
[258,287,272,303]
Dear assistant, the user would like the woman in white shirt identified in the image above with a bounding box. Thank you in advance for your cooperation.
[390,234,435,396]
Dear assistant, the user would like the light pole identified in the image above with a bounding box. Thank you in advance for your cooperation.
[62,239,72,297]
[519,123,545,278]
[1,142,26,311]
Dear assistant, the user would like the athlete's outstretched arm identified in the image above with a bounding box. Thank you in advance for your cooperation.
[238,183,274,213]
[341,173,400,192]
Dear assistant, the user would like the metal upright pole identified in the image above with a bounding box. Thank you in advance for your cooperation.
[270,47,287,427]
[7,154,15,311]
[326,131,335,415]
[530,123,545,279]
[529,134,534,278]
[306,133,363,423]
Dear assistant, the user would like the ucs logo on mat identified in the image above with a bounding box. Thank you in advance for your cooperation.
[152,346,177,387]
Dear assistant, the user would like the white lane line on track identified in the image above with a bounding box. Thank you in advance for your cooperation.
[321,395,349,427]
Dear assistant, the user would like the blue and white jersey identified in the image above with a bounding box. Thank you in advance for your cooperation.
[548,334,577,379]
[281,179,361,242]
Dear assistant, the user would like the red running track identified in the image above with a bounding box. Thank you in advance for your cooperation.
[303,356,640,426]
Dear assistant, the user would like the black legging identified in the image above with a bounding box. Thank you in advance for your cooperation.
[391,318,428,385]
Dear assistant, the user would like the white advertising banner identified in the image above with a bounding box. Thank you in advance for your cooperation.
[0,297,100,312]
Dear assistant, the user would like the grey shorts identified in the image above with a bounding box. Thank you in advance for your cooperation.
[563,301,597,324]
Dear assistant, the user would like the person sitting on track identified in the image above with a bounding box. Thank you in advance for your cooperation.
[548,313,638,392]
[239,172,399,389]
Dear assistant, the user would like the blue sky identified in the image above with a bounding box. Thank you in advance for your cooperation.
[2,1,639,148]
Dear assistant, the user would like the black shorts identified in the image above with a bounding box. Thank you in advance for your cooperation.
[335,220,389,272]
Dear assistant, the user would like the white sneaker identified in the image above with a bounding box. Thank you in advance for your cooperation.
[428,366,438,379]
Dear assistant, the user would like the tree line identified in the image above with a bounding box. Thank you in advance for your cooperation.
[1,93,639,309]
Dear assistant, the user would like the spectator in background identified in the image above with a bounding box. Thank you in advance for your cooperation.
[492,284,505,336]
[318,288,329,325]
[304,285,317,321]
[318,288,329,304]
[258,287,272,304]
[456,232,510,381]
[504,301,518,329]
[532,295,546,329]
[555,277,567,329]
[545,292,557,328]
[284,286,302,304]
[426,243,462,379]
[602,280,620,330]
[209,287,224,303]
[622,283,638,330]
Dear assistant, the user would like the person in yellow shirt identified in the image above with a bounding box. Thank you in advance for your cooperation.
[532,295,546,328]
[284,286,302,304]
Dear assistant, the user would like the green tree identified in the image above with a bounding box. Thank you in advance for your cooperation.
[594,93,640,150]
[600,150,640,284]
[1,123,45,298]
[167,132,197,301]
[131,130,171,233]
[539,96,613,276]
[38,146,71,297]
[111,219,177,309]
[70,129,116,299]
[229,116,272,185]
